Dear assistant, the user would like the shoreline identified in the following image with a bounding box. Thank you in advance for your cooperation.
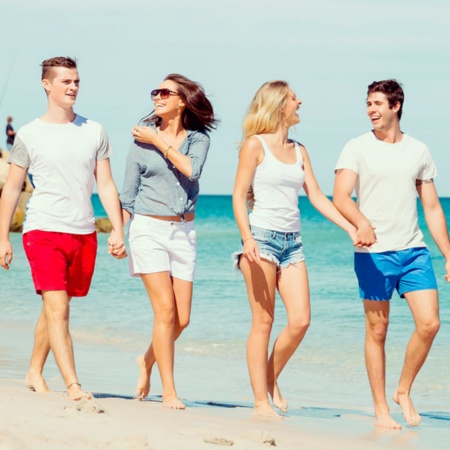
[2,378,448,450]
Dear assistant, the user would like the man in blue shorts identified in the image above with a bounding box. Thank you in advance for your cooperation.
[333,79,450,429]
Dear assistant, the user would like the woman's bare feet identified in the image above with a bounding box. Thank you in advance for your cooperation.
[67,382,92,401]
[135,354,152,400]
[162,394,186,410]
[374,410,402,429]
[253,402,283,419]
[393,390,421,427]
[25,372,51,394]
[269,382,288,413]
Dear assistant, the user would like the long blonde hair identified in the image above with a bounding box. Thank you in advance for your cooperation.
[240,80,290,209]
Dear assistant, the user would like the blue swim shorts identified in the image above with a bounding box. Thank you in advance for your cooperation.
[232,225,305,272]
[354,247,437,301]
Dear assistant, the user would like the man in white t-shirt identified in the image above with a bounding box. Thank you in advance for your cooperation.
[333,79,450,429]
[0,56,126,401]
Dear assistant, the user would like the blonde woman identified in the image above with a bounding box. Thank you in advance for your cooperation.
[232,81,356,418]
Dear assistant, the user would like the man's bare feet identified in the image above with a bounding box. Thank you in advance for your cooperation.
[25,372,51,394]
[135,354,152,400]
[162,394,186,410]
[393,391,421,427]
[253,402,284,419]
[67,382,92,401]
[374,411,402,429]
[268,382,288,413]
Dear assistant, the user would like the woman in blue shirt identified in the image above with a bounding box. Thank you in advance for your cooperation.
[121,74,217,409]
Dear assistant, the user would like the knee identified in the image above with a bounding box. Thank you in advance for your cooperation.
[154,304,175,327]
[367,321,389,344]
[252,314,274,336]
[418,318,440,339]
[177,316,190,331]
[288,316,310,338]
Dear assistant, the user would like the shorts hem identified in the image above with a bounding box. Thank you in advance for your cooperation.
[279,258,305,270]
[231,250,280,274]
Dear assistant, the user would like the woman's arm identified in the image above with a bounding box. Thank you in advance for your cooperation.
[301,146,357,242]
[132,127,210,179]
[232,137,263,264]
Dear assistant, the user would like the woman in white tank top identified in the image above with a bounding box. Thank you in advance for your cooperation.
[232,81,356,418]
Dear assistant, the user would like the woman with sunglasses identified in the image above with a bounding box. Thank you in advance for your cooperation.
[120,74,217,409]
[232,81,356,418]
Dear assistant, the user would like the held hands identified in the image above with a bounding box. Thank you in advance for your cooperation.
[107,230,127,259]
[354,221,377,248]
[0,240,13,270]
[242,237,261,265]
[131,125,158,145]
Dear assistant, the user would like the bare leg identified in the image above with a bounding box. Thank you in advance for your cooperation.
[267,262,310,412]
[393,289,440,427]
[25,302,51,393]
[139,273,192,409]
[240,257,281,418]
[364,300,400,429]
[42,291,91,401]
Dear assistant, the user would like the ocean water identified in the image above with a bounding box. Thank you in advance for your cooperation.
[1,195,450,417]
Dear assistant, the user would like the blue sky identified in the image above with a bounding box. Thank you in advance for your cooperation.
[1,0,449,195]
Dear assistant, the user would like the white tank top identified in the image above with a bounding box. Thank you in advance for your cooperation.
[249,135,304,232]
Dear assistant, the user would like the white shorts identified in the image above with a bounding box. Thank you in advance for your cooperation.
[128,214,196,282]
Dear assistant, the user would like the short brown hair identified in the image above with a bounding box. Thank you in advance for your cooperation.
[367,79,404,120]
[41,56,78,80]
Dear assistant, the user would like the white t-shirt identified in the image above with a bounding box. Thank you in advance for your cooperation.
[7,115,113,234]
[249,135,304,232]
[335,131,437,253]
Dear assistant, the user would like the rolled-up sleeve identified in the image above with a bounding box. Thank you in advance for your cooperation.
[120,143,142,215]
[187,131,210,181]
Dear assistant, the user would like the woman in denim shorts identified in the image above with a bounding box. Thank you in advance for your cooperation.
[232,81,356,418]
[121,74,217,409]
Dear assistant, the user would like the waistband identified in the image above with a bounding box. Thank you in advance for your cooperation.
[142,213,195,223]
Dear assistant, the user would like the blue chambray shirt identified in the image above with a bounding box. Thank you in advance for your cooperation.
[120,128,210,216]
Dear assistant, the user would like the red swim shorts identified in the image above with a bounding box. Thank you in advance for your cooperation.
[23,230,98,297]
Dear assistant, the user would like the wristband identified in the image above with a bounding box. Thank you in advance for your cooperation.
[164,145,172,158]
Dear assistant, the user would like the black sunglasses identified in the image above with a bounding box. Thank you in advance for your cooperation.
[151,89,179,100]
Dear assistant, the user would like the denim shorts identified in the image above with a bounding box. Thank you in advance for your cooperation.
[354,247,437,300]
[232,225,305,272]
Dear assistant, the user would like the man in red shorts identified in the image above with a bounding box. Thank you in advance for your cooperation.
[0,56,126,400]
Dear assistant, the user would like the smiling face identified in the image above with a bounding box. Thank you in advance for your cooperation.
[153,80,185,118]
[42,67,80,109]
[366,91,400,132]
[283,89,302,127]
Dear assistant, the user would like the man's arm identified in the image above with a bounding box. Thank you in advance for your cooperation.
[333,168,377,248]
[95,158,126,259]
[0,164,27,269]
[417,179,450,281]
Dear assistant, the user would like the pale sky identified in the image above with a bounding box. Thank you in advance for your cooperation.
[1,0,450,195]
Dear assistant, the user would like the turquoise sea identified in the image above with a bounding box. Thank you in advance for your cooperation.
[1,195,450,428]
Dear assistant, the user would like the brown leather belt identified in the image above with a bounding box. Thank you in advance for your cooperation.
[145,213,195,222]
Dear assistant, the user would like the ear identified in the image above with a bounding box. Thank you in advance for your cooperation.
[42,78,51,94]
[392,101,401,113]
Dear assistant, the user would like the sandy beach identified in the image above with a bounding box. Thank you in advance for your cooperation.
[1,376,449,450]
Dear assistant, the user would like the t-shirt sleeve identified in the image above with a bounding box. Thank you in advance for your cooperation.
[334,139,360,174]
[96,127,113,160]
[6,135,30,168]
[418,146,438,180]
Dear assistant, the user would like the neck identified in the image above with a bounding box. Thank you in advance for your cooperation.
[159,115,185,135]
[372,122,403,144]
[269,124,290,145]
[40,104,76,124]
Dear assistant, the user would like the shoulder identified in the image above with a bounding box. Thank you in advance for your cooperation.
[402,133,428,151]
[187,129,210,144]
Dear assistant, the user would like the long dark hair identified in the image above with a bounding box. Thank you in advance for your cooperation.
[140,74,218,132]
